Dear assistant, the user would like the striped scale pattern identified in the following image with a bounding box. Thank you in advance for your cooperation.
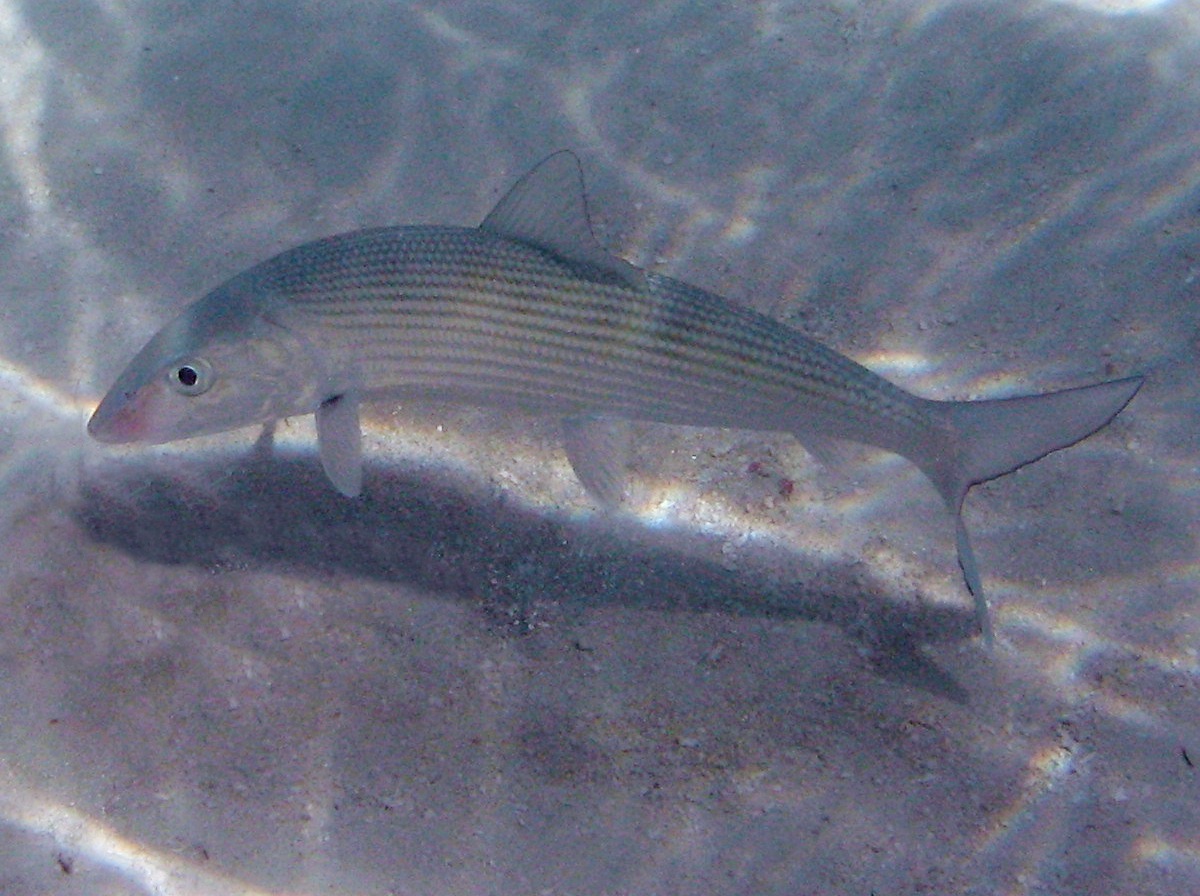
[258,225,936,454]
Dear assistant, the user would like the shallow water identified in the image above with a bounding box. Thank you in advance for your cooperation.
[1,1,1197,893]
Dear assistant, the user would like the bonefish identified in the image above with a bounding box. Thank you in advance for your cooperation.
[89,151,1143,642]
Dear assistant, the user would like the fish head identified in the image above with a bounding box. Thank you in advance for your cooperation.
[88,276,327,445]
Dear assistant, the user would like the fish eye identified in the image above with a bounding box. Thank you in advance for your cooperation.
[167,358,214,396]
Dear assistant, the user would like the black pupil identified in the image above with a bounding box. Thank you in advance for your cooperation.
[177,366,199,387]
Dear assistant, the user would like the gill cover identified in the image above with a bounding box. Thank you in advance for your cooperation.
[88,273,328,445]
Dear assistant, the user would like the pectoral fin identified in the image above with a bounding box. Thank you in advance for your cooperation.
[563,416,630,507]
[315,394,363,497]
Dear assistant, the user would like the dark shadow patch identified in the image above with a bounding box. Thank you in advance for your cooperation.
[75,450,975,702]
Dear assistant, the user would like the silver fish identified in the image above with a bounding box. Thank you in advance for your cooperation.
[89,151,1143,642]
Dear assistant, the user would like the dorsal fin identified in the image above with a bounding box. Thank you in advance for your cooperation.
[481,151,643,288]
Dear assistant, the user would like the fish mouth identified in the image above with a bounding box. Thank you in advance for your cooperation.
[88,390,148,443]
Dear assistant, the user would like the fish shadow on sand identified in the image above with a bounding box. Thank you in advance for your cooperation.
[75,450,974,702]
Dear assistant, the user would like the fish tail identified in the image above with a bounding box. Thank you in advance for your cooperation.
[918,375,1143,644]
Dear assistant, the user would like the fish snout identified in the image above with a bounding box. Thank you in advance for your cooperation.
[88,388,150,443]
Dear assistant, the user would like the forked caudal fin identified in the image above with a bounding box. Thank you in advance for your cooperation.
[919,375,1143,644]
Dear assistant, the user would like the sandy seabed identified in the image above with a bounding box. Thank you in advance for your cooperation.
[0,1,1197,894]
